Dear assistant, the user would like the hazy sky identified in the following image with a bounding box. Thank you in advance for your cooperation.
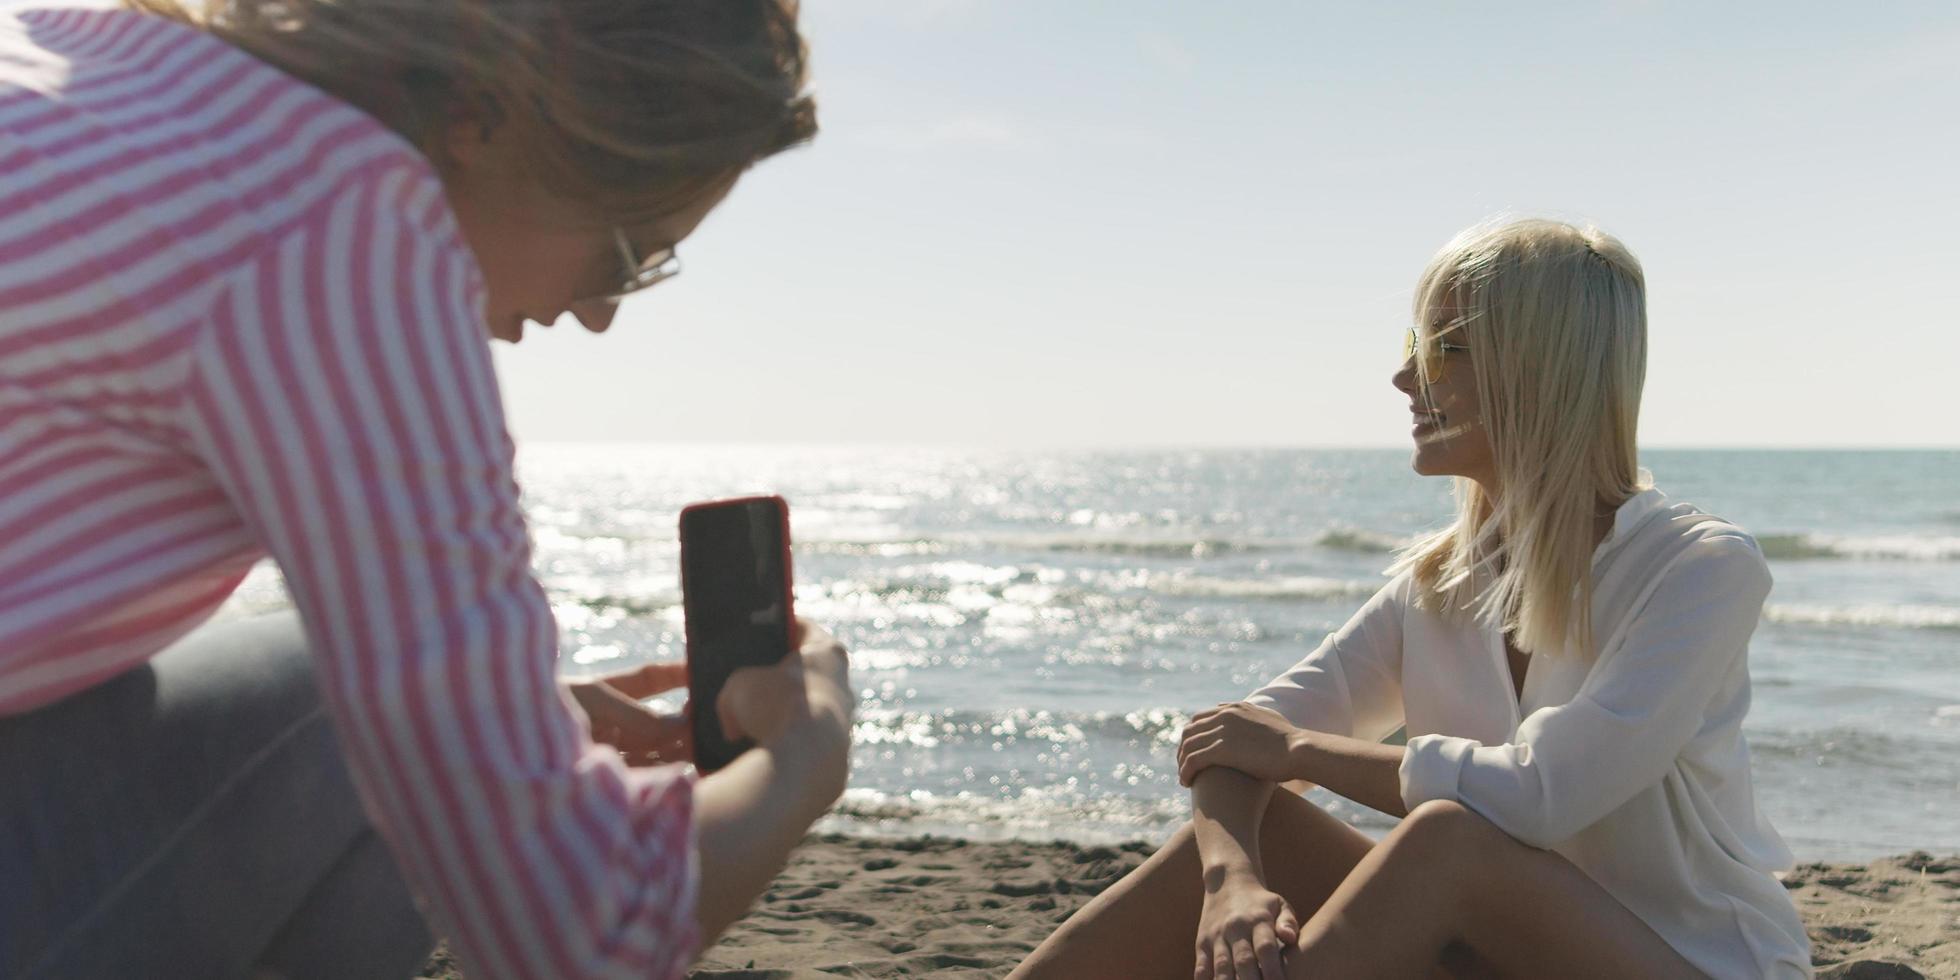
[491,1,1958,449]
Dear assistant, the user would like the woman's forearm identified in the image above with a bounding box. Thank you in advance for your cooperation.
[1191,767,1278,883]
[691,713,849,945]
[1285,730,1408,818]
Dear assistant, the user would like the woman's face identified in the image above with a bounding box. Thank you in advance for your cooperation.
[442,124,735,344]
[1393,301,1496,489]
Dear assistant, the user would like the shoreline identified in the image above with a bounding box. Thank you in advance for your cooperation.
[417,834,1960,978]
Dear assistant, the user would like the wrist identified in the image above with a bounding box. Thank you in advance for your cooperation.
[765,710,851,812]
[1284,728,1318,780]
[1200,858,1263,893]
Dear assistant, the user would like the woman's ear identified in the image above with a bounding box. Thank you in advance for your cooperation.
[442,117,489,173]
[439,90,508,174]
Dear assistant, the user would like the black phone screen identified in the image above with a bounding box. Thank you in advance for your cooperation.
[680,496,793,773]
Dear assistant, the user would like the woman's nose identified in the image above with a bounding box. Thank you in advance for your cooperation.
[1392,358,1419,396]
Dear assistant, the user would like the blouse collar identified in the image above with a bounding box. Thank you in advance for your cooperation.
[1592,485,1670,564]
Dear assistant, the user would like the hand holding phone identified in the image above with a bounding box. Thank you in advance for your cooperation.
[714,619,852,747]
[679,496,796,772]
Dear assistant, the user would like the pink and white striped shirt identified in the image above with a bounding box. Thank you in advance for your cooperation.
[1,8,698,977]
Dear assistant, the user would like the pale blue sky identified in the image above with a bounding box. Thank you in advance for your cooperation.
[492,1,1959,448]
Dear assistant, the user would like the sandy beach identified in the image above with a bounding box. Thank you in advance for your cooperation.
[417,834,1958,978]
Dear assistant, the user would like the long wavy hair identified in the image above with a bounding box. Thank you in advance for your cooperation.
[1389,217,1650,659]
[122,0,817,225]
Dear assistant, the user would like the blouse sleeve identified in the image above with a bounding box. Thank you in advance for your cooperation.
[1243,573,1408,743]
[1397,534,1772,849]
[179,165,699,979]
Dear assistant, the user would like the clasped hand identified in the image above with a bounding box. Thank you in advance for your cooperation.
[571,662,691,766]
[1176,701,1303,786]
[1195,869,1302,980]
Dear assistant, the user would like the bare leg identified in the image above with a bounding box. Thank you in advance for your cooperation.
[1288,801,1710,979]
[1010,791,1376,980]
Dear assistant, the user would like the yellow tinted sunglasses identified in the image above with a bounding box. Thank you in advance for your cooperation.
[1401,327,1472,385]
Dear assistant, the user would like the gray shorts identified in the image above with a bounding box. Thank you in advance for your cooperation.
[0,612,434,980]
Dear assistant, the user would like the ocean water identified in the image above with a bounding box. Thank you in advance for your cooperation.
[219,447,1960,861]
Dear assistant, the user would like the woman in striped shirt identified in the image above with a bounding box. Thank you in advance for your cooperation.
[0,2,852,978]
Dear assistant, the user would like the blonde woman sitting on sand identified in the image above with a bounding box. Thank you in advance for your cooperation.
[1012,219,1812,979]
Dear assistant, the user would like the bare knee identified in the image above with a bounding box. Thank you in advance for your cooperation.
[1290,803,1515,977]
[1404,798,1476,825]
[1354,800,1510,896]
[1009,820,1203,980]
[1165,818,1198,849]
[1394,800,1499,855]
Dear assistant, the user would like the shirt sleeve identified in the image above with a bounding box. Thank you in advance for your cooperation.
[1243,573,1408,743]
[179,165,699,979]
[1397,534,1772,849]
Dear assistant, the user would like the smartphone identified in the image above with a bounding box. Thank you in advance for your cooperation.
[679,495,795,773]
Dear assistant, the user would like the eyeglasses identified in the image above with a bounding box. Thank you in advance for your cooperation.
[1402,327,1472,385]
[583,227,681,304]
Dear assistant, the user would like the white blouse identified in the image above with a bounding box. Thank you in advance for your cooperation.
[1247,488,1812,979]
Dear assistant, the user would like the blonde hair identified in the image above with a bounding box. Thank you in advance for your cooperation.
[123,0,817,225]
[1389,217,1649,659]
